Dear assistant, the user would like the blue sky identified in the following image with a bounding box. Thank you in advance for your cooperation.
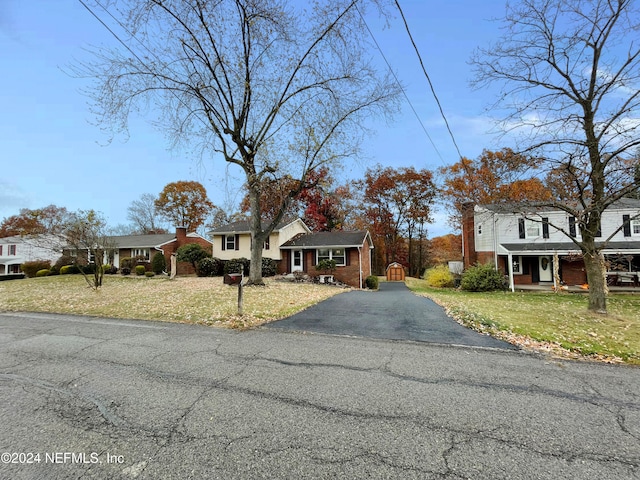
[0,0,512,237]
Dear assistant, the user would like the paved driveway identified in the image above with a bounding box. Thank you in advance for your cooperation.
[266,282,516,349]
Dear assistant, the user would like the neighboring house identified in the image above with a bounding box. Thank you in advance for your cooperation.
[462,199,640,291]
[107,227,213,275]
[209,218,373,288]
[0,234,64,275]
[209,218,311,262]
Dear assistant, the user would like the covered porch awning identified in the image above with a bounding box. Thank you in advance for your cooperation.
[498,241,640,291]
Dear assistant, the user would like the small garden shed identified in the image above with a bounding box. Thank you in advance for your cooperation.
[386,262,405,281]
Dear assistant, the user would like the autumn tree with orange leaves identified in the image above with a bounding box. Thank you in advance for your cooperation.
[439,148,552,229]
[0,205,71,238]
[355,165,436,275]
[155,181,214,231]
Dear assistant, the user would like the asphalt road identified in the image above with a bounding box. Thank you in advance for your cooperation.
[266,282,515,349]
[1,311,639,479]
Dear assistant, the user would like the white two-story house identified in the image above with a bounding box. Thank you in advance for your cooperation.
[0,234,64,276]
[462,199,640,290]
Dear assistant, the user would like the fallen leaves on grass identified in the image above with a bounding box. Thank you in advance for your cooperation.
[0,275,346,328]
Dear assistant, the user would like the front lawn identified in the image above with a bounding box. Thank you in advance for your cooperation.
[0,275,346,328]
[406,277,640,365]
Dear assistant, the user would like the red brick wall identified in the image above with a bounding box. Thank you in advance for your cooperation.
[163,231,213,275]
[561,259,587,285]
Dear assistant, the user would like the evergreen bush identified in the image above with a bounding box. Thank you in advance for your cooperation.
[365,275,379,290]
[460,263,507,292]
[261,258,277,277]
[151,252,167,275]
[135,265,146,276]
[36,269,51,277]
[224,258,250,275]
[196,257,222,277]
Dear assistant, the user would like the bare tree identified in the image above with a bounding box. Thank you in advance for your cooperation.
[65,210,114,290]
[472,0,640,313]
[77,0,400,284]
[127,193,167,234]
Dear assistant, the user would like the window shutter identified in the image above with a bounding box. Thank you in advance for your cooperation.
[346,248,351,266]
[235,234,240,251]
[569,217,576,237]
[311,250,316,266]
[623,215,631,237]
[518,219,525,239]
[542,218,549,239]
[221,236,225,251]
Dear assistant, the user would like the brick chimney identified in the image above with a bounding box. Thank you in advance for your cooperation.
[176,227,187,246]
[461,202,477,268]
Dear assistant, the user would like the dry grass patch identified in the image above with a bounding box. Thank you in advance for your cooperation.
[0,275,346,328]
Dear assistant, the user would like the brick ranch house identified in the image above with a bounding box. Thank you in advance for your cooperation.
[106,227,213,275]
[209,218,373,288]
[462,199,640,291]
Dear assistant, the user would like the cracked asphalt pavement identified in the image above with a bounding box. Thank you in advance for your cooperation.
[0,311,639,479]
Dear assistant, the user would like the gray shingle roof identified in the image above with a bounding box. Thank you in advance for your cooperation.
[281,231,370,248]
[107,234,176,248]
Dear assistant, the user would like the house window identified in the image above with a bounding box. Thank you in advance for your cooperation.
[477,224,482,235]
[512,256,522,275]
[132,248,150,261]
[9,264,20,274]
[630,219,640,236]
[526,220,540,238]
[226,235,236,250]
[9,245,16,255]
[317,248,346,266]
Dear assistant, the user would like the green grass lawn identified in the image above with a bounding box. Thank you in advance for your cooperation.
[0,274,345,329]
[406,277,640,365]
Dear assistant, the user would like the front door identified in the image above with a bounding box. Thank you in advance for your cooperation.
[539,256,553,282]
[291,250,303,272]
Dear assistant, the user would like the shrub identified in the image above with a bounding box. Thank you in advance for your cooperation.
[151,252,167,275]
[81,264,97,274]
[135,265,146,276]
[102,264,118,274]
[145,271,155,278]
[120,257,135,271]
[20,260,53,278]
[60,265,80,275]
[36,269,51,277]
[224,258,250,275]
[365,275,379,290]
[261,257,277,277]
[176,243,210,271]
[424,265,455,288]
[121,267,131,276]
[316,259,337,274]
[196,257,222,277]
[53,255,74,274]
[460,263,507,292]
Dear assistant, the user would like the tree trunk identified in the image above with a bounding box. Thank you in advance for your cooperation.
[582,247,607,314]
[247,184,266,286]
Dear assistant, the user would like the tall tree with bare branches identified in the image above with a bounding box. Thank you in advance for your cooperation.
[472,0,640,313]
[77,0,399,285]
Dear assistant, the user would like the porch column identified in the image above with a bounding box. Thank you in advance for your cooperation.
[507,252,515,292]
